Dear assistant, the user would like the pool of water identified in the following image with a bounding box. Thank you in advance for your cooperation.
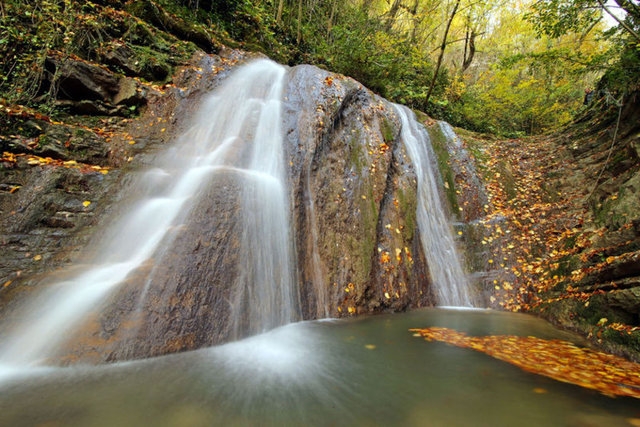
[0,308,637,426]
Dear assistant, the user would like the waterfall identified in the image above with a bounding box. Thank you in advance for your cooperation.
[0,58,477,375]
[394,104,474,307]
[0,59,298,369]
[227,61,299,337]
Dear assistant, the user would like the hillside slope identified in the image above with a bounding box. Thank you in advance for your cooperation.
[453,93,640,361]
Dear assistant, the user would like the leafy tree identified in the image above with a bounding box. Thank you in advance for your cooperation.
[526,0,640,44]
[525,0,640,93]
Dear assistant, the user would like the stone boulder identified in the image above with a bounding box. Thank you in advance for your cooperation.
[43,54,148,115]
[32,55,438,363]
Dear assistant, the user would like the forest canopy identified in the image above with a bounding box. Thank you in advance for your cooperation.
[1,0,638,135]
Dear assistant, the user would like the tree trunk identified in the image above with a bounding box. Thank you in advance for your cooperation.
[385,0,403,32]
[327,0,338,35]
[276,0,285,24]
[462,27,476,72]
[296,0,303,44]
[614,0,640,18]
[425,0,461,105]
[598,0,640,44]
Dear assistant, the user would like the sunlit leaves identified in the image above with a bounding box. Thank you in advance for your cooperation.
[525,0,602,39]
[411,326,640,399]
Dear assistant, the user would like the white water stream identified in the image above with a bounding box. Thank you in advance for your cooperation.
[0,59,297,371]
[0,60,474,381]
[394,104,474,307]
[0,62,634,426]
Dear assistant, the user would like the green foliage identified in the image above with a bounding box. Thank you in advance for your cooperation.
[449,52,581,135]
[3,0,637,138]
[524,0,640,98]
[525,0,601,39]
[0,0,201,108]
[599,44,640,93]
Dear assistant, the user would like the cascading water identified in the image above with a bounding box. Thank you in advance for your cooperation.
[0,59,636,427]
[394,104,474,307]
[0,58,474,378]
[0,58,298,370]
[227,62,299,338]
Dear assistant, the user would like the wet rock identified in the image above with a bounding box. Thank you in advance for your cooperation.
[45,55,119,102]
[285,65,432,318]
[33,123,111,164]
[604,286,640,314]
[0,166,116,299]
[113,77,147,107]
[1,52,443,363]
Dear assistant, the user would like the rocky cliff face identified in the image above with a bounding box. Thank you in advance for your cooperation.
[0,49,443,363]
[440,95,640,361]
[533,95,640,360]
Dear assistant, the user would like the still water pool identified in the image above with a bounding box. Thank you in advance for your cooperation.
[0,308,638,426]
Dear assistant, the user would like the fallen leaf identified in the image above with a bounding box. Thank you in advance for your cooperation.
[410,327,640,399]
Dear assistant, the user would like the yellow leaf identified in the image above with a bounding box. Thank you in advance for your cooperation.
[33,254,42,261]
[82,200,91,207]
[365,344,376,350]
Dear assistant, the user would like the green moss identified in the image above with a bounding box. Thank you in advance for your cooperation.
[396,187,416,241]
[426,125,460,215]
[575,294,636,326]
[348,130,364,174]
[357,185,378,277]
[381,117,396,144]
[550,254,579,279]
[592,192,628,230]
[601,328,640,353]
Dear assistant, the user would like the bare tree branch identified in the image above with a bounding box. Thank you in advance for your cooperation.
[425,0,461,105]
[596,0,640,43]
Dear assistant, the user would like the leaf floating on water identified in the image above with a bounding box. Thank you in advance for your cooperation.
[365,344,376,350]
[409,326,640,399]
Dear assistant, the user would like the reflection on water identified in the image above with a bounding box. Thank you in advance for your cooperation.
[0,308,637,427]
